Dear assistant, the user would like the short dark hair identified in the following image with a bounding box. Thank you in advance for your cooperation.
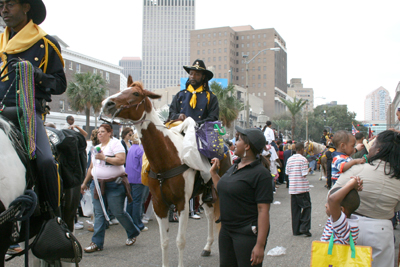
[355,132,364,141]
[266,121,272,126]
[323,129,328,133]
[287,140,293,144]
[330,187,360,215]
[295,142,304,152]
[332,130,352,149]
[66,115,74,121]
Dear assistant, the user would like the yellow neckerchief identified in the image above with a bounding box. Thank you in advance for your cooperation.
[186,84,210,109]
[0,20,64,81]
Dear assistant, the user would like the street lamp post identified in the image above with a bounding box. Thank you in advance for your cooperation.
[244,47,280,128]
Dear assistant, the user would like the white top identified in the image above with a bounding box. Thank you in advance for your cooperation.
[269,146,279,175]
[264,127,275,144]
[91,138,125,180]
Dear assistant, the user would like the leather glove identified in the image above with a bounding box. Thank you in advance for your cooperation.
[33,66,43,84]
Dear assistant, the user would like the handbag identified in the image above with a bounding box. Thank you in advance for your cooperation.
[196,121,225,160]
[31,217,82,266]
[311,233,372,267]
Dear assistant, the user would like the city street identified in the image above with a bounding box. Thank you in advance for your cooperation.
[6,171,400,266]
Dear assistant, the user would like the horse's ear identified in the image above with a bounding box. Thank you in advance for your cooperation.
[144,89,161,99]
[127,75,134,87]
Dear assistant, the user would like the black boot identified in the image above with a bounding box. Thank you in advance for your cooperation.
[202,180,214,203]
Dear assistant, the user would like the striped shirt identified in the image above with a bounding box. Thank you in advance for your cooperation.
[331,152,352,180]
[285,154,309,194]
[320,212,359,245]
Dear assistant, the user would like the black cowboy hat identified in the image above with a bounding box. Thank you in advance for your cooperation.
[183,59,214,81]
[19,0,46,25]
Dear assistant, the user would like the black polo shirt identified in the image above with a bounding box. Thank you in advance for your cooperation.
[217,157,273,229]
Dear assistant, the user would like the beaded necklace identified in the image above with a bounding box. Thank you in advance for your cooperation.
[15,61,36,159]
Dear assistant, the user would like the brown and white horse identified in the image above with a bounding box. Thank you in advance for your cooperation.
[100,76,231,267]
[304,140,328,178]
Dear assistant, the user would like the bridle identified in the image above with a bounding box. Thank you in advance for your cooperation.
[99,98,147,126]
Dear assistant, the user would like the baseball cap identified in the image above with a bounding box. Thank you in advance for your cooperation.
[235,126,266,153]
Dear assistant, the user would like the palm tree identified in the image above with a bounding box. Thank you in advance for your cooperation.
[66,72,107,138]
[280,97,308,140]
[210,82,244,128]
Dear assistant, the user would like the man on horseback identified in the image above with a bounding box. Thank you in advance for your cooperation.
[0,0,66,212]
[169,59,219,203]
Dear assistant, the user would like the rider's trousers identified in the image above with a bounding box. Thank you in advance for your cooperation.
[35,113,60,211]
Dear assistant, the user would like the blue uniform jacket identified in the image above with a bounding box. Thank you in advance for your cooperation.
[0,34,66,112]
[169,88,219,124]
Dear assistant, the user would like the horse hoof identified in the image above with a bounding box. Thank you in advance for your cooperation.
[201,250,211,257]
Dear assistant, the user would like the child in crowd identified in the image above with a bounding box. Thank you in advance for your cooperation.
[331,131,365,185]
[321,176,363,244]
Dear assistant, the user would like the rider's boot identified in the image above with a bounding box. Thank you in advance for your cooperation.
[202,179,214,204]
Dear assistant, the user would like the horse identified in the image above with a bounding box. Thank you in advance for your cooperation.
[304,140,328,179]
[100,76,232,267]
[0,115,82,267]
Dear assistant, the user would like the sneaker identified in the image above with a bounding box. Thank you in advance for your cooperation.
[84,242,102,253]
[77,221,84,225]
[142,215,151,221]
[126,237,136,246]
[86,220,94,226]
[74,223,84,230]
[142,219,149,224]
[141,226,149,232]
[7,247,23,255]
[190,214,201,220]
[110,218,119,225]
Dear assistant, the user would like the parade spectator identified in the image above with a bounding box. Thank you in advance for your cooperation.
[125,135,148,232]
[283,142,296,188]
[320,129,329,145]
[321,177,362,244]
[225,139,237,164]
[333,130,400,266]
[286,142,312,237]
[121,127,133,167]
[210,126,273,267]
[0,0,66,211]
[278,141,285,184]
[262,121,278,152]
[331,131,365,185]
[81,123,140,253]
[63,115,88,138]
[325,141,335,190]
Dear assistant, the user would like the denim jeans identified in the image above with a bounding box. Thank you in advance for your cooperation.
[126,184,145,230]
[309,160,316,174]
[90,181,140,248]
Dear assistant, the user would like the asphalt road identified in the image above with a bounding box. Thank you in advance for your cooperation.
[6,170,400,266]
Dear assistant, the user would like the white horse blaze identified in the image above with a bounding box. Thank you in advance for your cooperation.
[0,126,26,209]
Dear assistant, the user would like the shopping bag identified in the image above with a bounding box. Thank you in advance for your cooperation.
[80,190,94,217]
[311,234,372,267]
[195,121,225,160]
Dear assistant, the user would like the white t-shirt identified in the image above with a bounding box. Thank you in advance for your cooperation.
[264,127,275,144]
[262,147,279,175]
[91,138,125,180]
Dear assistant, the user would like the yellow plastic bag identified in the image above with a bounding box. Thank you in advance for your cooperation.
[311,234,372,267]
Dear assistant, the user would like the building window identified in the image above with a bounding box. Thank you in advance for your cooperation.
[93,69,97,74]
[69,61,73,70]
[76,63,80,73]
[197,50,200,55]
[264,91,266,96]
[106,72,110,83]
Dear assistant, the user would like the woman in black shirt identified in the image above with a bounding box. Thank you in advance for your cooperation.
[211,126,273,267]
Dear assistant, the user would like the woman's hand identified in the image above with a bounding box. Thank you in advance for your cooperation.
[81,183,88,194]
[95,152,105,161]
[210,158,220,174]
[250,243,265,266]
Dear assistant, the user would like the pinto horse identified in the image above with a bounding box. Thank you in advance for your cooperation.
[0,115,81,267]
[100,76,231,267]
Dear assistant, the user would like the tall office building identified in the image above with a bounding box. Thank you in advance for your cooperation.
[190,25,287,117]
[119,57,142,82]
[287,78,314,111]
[142,0,195,90]
[364,86,391,121]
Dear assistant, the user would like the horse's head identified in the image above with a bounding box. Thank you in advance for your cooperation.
[100,75,161,124]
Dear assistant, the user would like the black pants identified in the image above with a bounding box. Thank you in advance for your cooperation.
[219,225,265,267]
[291,192,311,235]
[35,113,60,211]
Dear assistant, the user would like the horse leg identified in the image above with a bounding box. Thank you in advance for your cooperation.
[201,203,214,256]
[156,214,170,267]
[176,199,189,267]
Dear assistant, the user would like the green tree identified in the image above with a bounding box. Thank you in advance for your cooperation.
[210,82,244,128]
[66,72,107,138]
[280,97,308,140]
